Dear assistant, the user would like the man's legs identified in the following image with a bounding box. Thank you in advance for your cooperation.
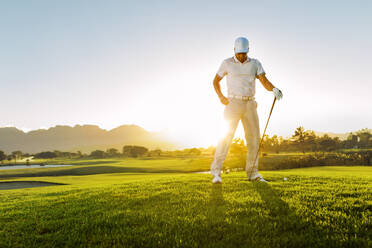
[210,118,240,177]
[241,100,261,179]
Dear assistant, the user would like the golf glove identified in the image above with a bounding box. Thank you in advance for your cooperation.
[273,87,283,100]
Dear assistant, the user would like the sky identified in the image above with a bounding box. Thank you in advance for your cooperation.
[1,0,371,148]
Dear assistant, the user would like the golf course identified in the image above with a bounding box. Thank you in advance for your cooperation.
[2,0,372,247]
[0,158,371,247]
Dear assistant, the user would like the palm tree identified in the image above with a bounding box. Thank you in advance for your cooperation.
[0,150,6,164]
[11,151,23,165]
[292,126,307,153]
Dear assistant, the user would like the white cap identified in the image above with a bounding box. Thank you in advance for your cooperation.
[234,37,249,53]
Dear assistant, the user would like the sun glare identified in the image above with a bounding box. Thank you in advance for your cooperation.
[188,117,246,148]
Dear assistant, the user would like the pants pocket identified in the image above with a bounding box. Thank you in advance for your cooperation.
[224,101,239,120]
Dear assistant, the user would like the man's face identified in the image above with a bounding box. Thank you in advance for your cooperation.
[235,52,247,63]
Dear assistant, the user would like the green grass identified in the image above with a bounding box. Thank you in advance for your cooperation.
[1,156,252,179]
[0,165,371,247]
[0,157,214,179]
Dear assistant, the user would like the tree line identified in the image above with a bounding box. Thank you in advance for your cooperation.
[260,127,371,153]
[224,127,372,168]
[0,145,203,164]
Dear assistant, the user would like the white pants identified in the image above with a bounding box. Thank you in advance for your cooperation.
[210,97,261,179]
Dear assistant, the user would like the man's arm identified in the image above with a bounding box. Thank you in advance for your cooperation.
[256,73,275,91]
[257,73,283,100]
[213,74,229,105]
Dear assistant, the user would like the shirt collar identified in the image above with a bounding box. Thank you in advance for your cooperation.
[234,55,251,64]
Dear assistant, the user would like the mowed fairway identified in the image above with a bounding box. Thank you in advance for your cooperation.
[0,165,371,248]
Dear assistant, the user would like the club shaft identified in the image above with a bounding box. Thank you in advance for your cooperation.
[248,97,276,178]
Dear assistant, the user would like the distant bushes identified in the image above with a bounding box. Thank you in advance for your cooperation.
[87,146,203,159]
[259,150,372,170]
[261,126,372,154]
[122,146,148,158]
[89,150,106,158]
[34,151,58,159]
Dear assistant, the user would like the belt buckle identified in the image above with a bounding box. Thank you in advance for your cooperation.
[229,95,253,101]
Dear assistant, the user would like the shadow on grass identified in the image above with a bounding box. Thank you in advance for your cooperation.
[203,181,339,247]
[0,166,181,179]
[251,182,335,247]
[67,160,123,165]
[0,181,67,190]
[208,184,225,220]
[0,160,122,167]
[252,182,291,216]
[204,183,227,245]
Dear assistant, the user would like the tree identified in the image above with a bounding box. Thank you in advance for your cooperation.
[291,126,307,153]
[151,149,162,157]
[290,127,320,153]
[356,128,371,148]
[90,150,105,158]
[34,151,57,159]
[261,134,271,152]
[304,130,317,152]
[318,134,337,152]
[11,150,23,164]
[278,136,291,152]
[332,137,341,150]
[122,146,148,158]
[0,150,6,164]
[229,138,246,165]
[271,135,280,153]
[106,148,119,157]
[122,146,131,157]
[53,150,62,157]
[343,133,358,149]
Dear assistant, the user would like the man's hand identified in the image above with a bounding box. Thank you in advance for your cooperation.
[273,87,283,100]
[257,73,283,100]
[213,74,230,105]
[219,95,229,105]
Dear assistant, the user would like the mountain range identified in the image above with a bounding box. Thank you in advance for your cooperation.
[0,124,179,154]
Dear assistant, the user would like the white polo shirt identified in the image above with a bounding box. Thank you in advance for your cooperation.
[216,55,265,97]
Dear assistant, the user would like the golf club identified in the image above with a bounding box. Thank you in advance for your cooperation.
[247,96,277,180]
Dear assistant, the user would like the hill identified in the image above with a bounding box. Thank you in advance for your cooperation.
[0,124,179,154]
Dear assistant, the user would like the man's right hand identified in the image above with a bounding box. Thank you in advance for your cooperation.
[219,95,229,105]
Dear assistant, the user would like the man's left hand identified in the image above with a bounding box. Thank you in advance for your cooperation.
[273,87,283,100]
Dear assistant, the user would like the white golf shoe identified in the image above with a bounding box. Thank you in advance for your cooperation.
[248,172,268,183]
[254,177,268,183]
[212,175,222,184]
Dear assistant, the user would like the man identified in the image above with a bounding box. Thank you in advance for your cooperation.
[210,37,283,184]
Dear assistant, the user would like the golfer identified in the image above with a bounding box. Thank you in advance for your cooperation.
[210,37,283,184]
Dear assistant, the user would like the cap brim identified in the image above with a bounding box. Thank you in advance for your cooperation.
[234,49,248,53]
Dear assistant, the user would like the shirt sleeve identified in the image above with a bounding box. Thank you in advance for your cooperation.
[216,60,227,78]
[255,59,265,77]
